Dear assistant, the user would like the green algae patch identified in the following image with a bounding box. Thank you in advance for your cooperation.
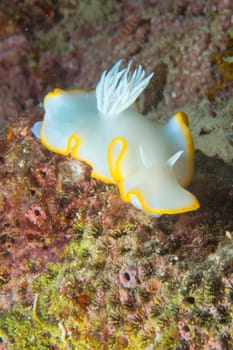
[0,308,61,350]
[1,208,233,349]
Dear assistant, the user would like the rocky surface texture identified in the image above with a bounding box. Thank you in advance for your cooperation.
[0,1,232,349]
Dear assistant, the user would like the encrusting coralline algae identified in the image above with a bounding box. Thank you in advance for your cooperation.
[0,0,232,348]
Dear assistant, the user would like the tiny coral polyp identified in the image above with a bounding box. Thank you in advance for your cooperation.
[33,60,200,216]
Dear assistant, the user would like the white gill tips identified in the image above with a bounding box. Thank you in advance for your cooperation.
[96,60,154,118]
[167,150,184,167]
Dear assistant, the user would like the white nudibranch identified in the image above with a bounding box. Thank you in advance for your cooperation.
[32,60,200,216]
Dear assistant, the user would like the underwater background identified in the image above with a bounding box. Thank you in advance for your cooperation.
[0,0,232,349]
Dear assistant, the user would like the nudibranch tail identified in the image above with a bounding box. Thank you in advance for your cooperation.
[96,60,154,118]
[117,161,200,216]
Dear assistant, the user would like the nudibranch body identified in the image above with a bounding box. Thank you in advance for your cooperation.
[32,60,199,216]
